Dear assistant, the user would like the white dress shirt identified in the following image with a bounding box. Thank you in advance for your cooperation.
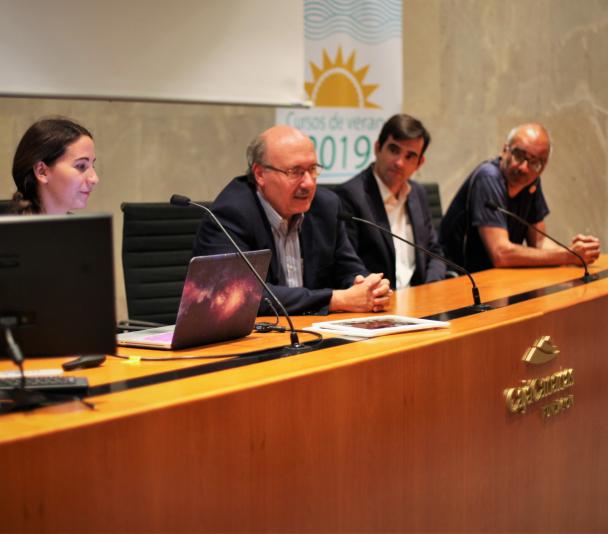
[373,171,416,289]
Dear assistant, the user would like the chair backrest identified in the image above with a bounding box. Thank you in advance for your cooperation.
[121,202,208,324]
[0,199,14,215]
[420,182,442,231]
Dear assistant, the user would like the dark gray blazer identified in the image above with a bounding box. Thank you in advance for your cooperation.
[336,165,446,288]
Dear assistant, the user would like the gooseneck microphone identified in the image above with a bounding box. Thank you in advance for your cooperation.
[170,194,312,353]
[1,317,25,386]
[484,201,595,282]
[338,212,490,311]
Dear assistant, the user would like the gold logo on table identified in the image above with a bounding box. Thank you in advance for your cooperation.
[504,368,574,415]
[522,336,559,365]
[504,336,574,418]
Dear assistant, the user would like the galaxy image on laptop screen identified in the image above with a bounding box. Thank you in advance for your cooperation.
[171,251,271,346]
[180,270,260,323]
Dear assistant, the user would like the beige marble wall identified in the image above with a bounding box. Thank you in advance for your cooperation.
[1,0,606,320]
[404,0,607,248]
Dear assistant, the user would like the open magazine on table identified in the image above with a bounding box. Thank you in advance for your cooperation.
[306,314,449,338]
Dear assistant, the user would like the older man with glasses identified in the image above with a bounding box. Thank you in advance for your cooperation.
[193,124,391,315]
[439,123,601,272]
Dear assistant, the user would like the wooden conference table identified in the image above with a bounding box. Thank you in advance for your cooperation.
[1,257,607,533]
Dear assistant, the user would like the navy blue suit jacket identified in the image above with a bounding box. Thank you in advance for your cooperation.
[193,176,368,315]
[335,166,446,288]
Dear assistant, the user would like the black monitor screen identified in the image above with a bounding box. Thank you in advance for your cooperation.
[0,214,116,358]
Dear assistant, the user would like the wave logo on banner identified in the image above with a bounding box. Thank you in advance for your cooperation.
[277,0,402,181]
[304,0,402,43]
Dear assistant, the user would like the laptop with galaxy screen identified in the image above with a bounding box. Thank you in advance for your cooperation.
[117,249,271,350]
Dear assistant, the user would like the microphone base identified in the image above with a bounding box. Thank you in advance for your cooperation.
[283,343,315,355]
[466,303,493,313]
[582,273,599,283]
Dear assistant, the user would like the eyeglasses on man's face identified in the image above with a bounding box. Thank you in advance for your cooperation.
[507,146,546,174]
[262,163,324,180]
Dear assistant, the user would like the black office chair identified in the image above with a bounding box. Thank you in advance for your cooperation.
[120,201,209,326]
[0,199,14,214]
[420,182,443,231]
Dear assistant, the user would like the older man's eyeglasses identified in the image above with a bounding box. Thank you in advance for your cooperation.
[262,163,324,180]
[507,146,546,173]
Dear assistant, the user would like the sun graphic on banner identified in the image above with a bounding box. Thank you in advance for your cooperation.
[305,47,380,108]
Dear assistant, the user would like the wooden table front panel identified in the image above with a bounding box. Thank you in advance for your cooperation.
[1,290,607,532]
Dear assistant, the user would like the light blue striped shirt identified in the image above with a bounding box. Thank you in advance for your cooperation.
[257,191,304,287]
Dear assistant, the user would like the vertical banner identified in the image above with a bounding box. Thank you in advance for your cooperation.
[276,0,402,183]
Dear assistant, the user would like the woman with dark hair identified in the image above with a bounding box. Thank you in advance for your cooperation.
[10,117,99,214]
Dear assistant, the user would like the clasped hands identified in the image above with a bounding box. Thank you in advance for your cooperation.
[329,272,392,313]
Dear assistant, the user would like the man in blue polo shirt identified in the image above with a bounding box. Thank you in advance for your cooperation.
[439,123,600,272]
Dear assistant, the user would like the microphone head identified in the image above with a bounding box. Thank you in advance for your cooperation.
[338,211,354,221]
[485,201,498,211]
[170,194,191,206]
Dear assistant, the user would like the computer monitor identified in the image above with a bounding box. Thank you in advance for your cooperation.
[0,214,116,358]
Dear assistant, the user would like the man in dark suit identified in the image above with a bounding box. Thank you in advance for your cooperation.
[336,114,446,289]
[193,125,391,315]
